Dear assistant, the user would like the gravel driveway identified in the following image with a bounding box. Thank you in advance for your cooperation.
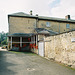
[0,49,75,75]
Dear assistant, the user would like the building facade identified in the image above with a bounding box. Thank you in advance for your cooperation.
[8,12,75,53]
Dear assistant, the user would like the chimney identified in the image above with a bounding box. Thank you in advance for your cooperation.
[36,14,38,16]
[30,10,32,15]
[65,15,70,20]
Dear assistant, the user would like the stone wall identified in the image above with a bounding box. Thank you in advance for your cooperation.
[31,49,38,54]
[9,16,75,35]
[9,16,36,34]
[45,31,75,68]
[38,20,75,33]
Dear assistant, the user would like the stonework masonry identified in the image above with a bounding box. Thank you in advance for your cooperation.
[45,31,75,68]
[8,13,75,67]
[38,20,75,33]
[9,17,36,34]
[9,16,75,35]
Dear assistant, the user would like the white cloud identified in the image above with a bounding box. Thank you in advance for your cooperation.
[0,0,53,32]
[0,0,52,15]
[0,10,8,32]
[50,0,75,19]
[48,0,56,4]
[0,0,75,32]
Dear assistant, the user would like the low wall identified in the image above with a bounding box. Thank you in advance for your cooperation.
[45,31,75,68]
[31,49,38,54]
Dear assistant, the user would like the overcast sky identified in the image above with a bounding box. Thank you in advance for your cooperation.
[0,0,75,33]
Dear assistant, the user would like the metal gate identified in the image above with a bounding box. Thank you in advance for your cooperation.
[38,42,44,57]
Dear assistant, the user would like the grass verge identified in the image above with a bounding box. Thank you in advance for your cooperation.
[9,51,36,55]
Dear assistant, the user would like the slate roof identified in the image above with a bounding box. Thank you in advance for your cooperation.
[8,33,35,37]
[10,12,29,16]
[8,28,58,37]
[8,12,37,18]
[35,28,58,35]
[8,12,75,23]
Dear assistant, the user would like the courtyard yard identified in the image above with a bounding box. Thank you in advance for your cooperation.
[0,47,75,75]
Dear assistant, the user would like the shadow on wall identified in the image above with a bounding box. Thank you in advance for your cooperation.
[0,51,17,75]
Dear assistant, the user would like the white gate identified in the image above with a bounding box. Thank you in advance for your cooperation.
[38,42,44,57]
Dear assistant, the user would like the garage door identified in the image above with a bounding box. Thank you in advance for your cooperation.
[38,42,44,57]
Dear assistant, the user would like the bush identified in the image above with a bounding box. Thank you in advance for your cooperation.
[2,45,7,49]
[1,39,7,45]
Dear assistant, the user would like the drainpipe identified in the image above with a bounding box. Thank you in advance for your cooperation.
[36,14,38,28]
[59,22,60,33]
[11,37,12,49]
[36,34,38,46]
[36,19,38,28]
[35,18,38,45]
[7,37,9,50]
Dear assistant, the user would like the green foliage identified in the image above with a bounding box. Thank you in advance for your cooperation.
[1,39,7,45]
[0,32,8,46]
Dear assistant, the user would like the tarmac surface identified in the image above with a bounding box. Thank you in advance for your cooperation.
[0,47,75,75]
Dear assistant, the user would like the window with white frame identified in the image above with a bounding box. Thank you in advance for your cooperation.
[66,24,70,28]
[46,22,50,27]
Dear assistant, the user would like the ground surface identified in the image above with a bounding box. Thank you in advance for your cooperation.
[0,47,75,75]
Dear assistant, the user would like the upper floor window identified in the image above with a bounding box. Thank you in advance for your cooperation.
[66,24,70,28]
[46,22,50,27]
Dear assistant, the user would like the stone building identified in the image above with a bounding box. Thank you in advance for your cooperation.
[7,11,75,54]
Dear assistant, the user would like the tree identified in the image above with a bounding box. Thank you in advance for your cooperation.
[1,39,7,45]
[0,32,8,46]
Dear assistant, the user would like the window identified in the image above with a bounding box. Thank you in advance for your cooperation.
[46,22,50,27]
[66,24,70,28]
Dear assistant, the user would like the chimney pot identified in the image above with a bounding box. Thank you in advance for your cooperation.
[36,14,38,16]
[65,15,70,20]
[30,10,32,15]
